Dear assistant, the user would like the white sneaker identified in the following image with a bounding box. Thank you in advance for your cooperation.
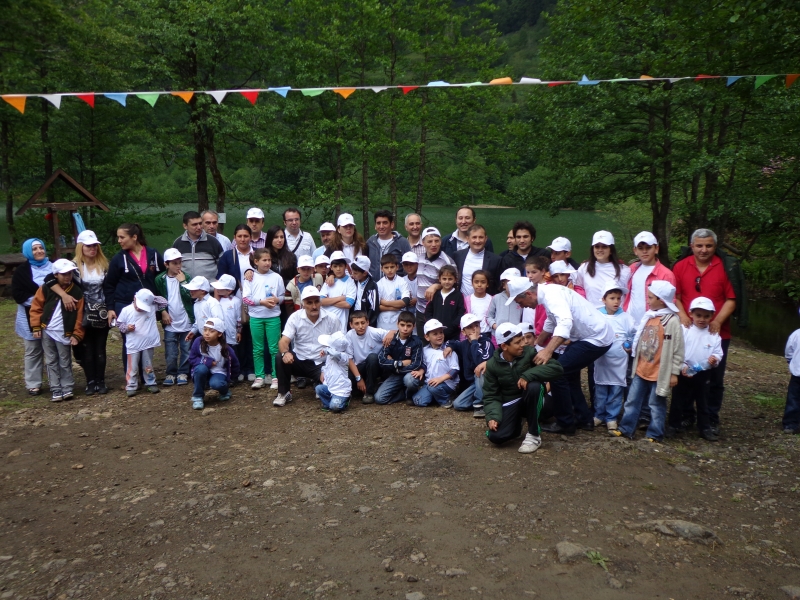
[518,433,542,454]
[273,392,292,407]
[237,374,245,382]
[251,377,265,389]
[607,420,618,431]
[270,378,278,390]
[247,373,256,382]
[593,417,603,427]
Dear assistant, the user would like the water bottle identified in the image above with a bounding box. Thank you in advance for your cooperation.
[264,284,273,298]
[685,362,706,377]
[623,341,632,351]
[395,287,401,300]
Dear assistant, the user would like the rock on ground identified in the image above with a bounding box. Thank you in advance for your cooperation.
[556,541,587,564]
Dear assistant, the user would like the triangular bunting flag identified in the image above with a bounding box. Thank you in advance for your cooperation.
[726,76,742,87]
[460,82,483,87]
[40,94,62,109]
[104,93,127,106]
[519,77,542,84]
[301,89,325,97]
[695,74,719,80]
[400,86,418,95]
[370,87,388,93]
[547,81,572,87]
[578,75,599,85]
[171,92,194,103]
[206,91,228,104]
[427,81,450,87]
[787,74,800,89]
[268,87,291,98]
[754,75,778,89]
[240,91,259,104]
[639,75,654,80]
[489,77,513,85]
[77,93,95,108]
[136,93,159,107]
[2,95,26,114]
[668,78,683,83]
[334,88,356,99]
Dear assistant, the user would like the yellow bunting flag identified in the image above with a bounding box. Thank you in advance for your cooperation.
[489,77,513,85]
[2,95,26,114]
[334,88,356,99]
[171,92,194,103]
[639,75,654,79]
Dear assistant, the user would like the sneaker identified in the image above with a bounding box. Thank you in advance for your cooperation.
[95,381,109,395]
[147,385,160,394]
[237,374,245,382]
[442,400,454,409]
[51,392,63,402]
[192,398,204,410]
[85,381,96,396]
[251,377,265,389]
[518,433,542,454]
[126,390,138,398]
[680,418,695,430]
[609,429,623,437]
[177,374,189,386]
[163,375,176,386]
[700,428,719,442]
[708,425,721,437]
[61,391,74,401]
[247,373,256,382]
[473,408,486,418]
[362,394,375,405]
[593,417,602,427]
[270,378,278,390]
[273,392,292,407]
[783,427,799,435]
[219,392,231,402]
[291,375,298,383]
[606,420,618,431]
[644,437,658,443]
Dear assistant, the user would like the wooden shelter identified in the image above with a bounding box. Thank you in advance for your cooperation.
[16,169,110,259]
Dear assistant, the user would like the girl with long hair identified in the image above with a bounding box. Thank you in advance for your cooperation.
[188,317,240,410]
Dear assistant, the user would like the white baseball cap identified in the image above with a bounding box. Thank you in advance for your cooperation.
[52,258,77,274]
[203,317,225,333]
[496,322,522,344]
[648,280,679,312]
[549,260,577,275]
[520,322,535,334]
[134,288,156,313]
[423,319,446,334]
[247,207,265,220]
[601,281,626,297]
[301,286,321,301]
[329,250,351,264]
[314,254,331,267]
[500,267,521,282]
[460,313,481,329]
[297,255,314,269]
[634,231,658,247]
[184,276,211,292]
[211,273,237,291]
[76,230,100,246]
[163,248,182,262]
[504,277,535,305]
[352,255,371,272]
[319,330,348,352]
[401,251,418,264]
[592,230,615,246]
[318,222,336,233]
[421,227,441,240]
[337,213,355,227]
[689,296,716,312]
[547,237,572,252]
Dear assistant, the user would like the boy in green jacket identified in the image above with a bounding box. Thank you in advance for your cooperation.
[484,322,564,453]
[154,248,196,386]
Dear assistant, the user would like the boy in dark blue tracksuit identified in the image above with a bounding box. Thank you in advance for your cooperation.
[374,311,424,404]
[445,313,494,416]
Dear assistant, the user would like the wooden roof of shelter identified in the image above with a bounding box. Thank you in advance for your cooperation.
[16,168,110,215]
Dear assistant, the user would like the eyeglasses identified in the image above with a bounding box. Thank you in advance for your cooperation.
[695,276,701,292]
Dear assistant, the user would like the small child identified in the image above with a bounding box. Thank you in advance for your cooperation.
[520,323,536,347]
[346,310,389,404]
[667,296,723,441]
[314,254,331,282]
[350,255,379,327]
[782,315,800,435]
[212,274,242,362]
[547,237,579,270]
[29,259,85,402]
[524,256,550,336]
[243,248,285,390]
[118,288,164,397]
[401,252,418,311]
[464,270,493,337]
[377,254,411,330]
[549,260,584,297]
[320,250,357,331]
[613,281,684,441]
[445,313,494,416]
[411,319,460,407]
[375,310,425,404]
[287,255,323,310]
[315,331,352,413]
[424,265,465,341]
[593,283,635,432]
[188,317,241,410]
[185,276,223,341]
[487,268,523,343]
[155,248,194,387]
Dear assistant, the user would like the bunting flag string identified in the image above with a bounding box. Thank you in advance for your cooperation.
[1,72,798,114]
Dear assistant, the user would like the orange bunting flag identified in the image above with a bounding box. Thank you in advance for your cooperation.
[639,75,654,79]
[2,95,26,114]
[77,93,95,108]
[240,91,259,105]
[171,92,194,103]
[787,74,800,89]
[400,86,418,95]
[334,88,356,99]
[489,77,513,85]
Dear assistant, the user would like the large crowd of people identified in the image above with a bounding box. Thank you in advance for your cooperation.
[14,205,753,454]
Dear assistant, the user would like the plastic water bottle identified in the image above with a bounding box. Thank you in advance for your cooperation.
[395,287,402,300]
[685,362,708,377]
[623,341,632,351]
[264,284,273,298]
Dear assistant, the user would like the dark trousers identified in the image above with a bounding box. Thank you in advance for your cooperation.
[350,354,380,394]
[550,341,611,428]
[587,362,595,409]
[783,375,800,430]
[669,371,711,432]
[75,325,109,384]
[238,325,255,376]
[487,382,543,445]
[707,338,731,426]
[415,309,426,338]
[276,357,322,395]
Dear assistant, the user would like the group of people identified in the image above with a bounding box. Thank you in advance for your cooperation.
[13,204,745,454]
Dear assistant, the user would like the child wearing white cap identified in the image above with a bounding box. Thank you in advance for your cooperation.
[314,254,331,280]
[320,251,357,331]
[155,248,195,387]
[315,331,353,412]
[574,231,631,308]
[400,251,419,311]
[185,275,223,340]
[188,317,241,410]
[547,237,579,270]
[487,268,523,344]
[444,313,495,416]
[624,231,676,325]
[376,253,411,330]
[117,288,165,396]
[212,274,242,363]
[613,281,684,441]
[667,296,723,441]
[287,255,324,311]
[410,319,460,407]
[350,255,379,327]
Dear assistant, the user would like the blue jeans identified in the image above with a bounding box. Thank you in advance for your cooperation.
[192,364,229,398]
[619,376,667,440]
[413,382,453,407]
[783,375,800,430]
[164,330,191,376]
[550,341,611,428]
[594,384,624,423]
[316,384,349,411]
[453,375,484,410]
[375,372,422,405]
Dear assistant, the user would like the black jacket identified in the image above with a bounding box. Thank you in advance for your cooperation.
[500,245,552,274]
[424,289,466,341]
[453,248,504,295]
[378,332,424,375]
[442,233,494,260]
[103,248,163,310]
[351,276,379,328]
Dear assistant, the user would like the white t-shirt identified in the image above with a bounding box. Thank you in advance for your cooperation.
[403,276,418,306]
[219,295,242,345]
[593,309,635,386]
[684,325,724,368]
[322,348,352,397]
[243,271,285,319]
[165,276,191,333]
[45,301,72,345]
[377,236,393,256]
[206,343,227,375]
[192,295,224,334]
[342,243,361,263]
[575,261,632,307]
[236,249,253,297]
[461,250,484,296]
[320,275,357,331]
[629,264,656,325]
[468,293,493,334]
[376,275,410,330]
[422,345,459,390]
[346,327,388,364]
[118,303,161,353]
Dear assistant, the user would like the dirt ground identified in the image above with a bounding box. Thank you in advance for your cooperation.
[1,298,799,600]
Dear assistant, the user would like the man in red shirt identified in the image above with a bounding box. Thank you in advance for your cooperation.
[672,228,736,436]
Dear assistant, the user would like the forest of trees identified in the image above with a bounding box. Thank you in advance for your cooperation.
[2,0,800,295]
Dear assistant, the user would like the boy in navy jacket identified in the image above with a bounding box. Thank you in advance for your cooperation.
[374,311,424,404]
[445,313,494,417]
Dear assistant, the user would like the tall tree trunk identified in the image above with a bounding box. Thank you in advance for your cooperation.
[415,93,427,215]
[388,30,398,217]
[191,101,209,212]
[656,101,672,265]
[1,120,16,246]
[205,127,226,233]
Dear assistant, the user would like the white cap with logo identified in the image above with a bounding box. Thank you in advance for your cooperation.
[301,286,321,301]
[352,255,371,272]
[297,255,314,269]
[689,296,715,312]
[460,313,481,329]
[184,276,211,292]
[329,250,351,264]
[505,277,535,306]
[421,227,441,240]
[76,230,101,246]
[52,258,77,274]
[495,323,522,344]
[134,288,156,313]
[423,319,446,334]
[246,207,265,220]
[547,237,572,252]
[337,213,355,227]
[592,230,615,246]
[500,267,521,282]
[163,248,182,262]
[549,260,577,275]
[203,317,225,333]
[211,274,237,290]
[601,281,626,297]
[318,222,336,233]
[634,231,658,246]
[648,280,679,312]
[319,330,348,352]
[401,251,418,264]
[314,255,331,267]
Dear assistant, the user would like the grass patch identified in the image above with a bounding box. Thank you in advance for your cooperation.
[752,393,784,410]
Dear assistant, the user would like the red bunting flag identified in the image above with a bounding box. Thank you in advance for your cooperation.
[695,74,719,80]
[400,86,419,95]
[547,81,572,87]
[77,93,95,108]
[787,74,800,89]
[240,91,259,105]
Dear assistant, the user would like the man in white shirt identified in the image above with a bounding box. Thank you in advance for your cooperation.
[274,286,342,407]
[453,224,504,296]
[508,277,614,435]
[404,213,425,259]
[441,206,495,259]
[283,207,317,258]
[201,210,232,253]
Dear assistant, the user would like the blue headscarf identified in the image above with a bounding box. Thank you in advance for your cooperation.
[22,238,49,267]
